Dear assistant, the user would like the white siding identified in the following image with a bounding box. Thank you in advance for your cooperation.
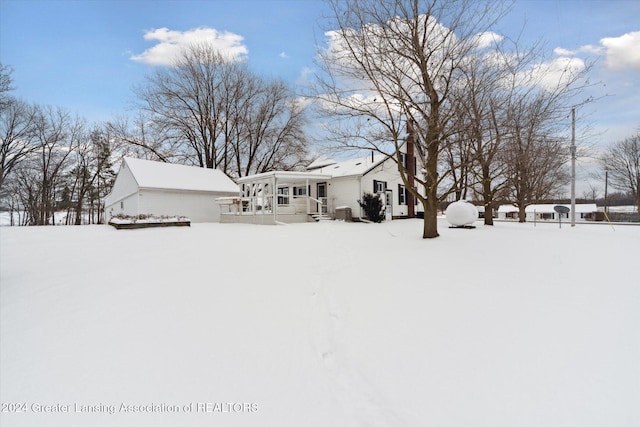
[104,162,138,207]
[104,158,240,223]
[139,189,231,222]
[105,192,139,221]
[363,157,412,218]
[327,177,361,216]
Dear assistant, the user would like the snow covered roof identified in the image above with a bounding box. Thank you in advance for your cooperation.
[306,156,337,171]
[310,153,388,178]
[498,204,598,213]
[123,157,238,193]
[236,170,332,184]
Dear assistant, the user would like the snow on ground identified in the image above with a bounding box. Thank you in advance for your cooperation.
[1,219,638,427]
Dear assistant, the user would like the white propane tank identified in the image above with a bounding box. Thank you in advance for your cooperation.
[445,200,478,227]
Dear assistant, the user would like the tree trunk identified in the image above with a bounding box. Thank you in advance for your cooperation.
[518,205,526,222]
[423,140,440,238]
[484,202,494,226]
[422,186,439,238]
[74,197,83,225]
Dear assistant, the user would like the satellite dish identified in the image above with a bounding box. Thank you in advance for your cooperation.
[554,205,570,214]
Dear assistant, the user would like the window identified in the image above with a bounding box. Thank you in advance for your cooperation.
[398,184,407,205]
[373,180,386,194]
[399,152,407,169]
[293,186,307,196]
[413,187,418,205]
[277,187,289,205]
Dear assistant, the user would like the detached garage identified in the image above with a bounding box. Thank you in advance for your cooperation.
[104,158,238,223]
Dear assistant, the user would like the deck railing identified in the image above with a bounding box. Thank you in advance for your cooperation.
[217,195,326,216]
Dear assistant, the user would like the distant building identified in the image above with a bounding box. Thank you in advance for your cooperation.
[497,204,598,221]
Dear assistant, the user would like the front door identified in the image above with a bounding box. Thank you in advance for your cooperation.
[385,189,393,221]
[317,182,327,214]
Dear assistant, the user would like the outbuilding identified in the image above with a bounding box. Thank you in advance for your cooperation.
[104,158,238,223]
[497,203,598,221]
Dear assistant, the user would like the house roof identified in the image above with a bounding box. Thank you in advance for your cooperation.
[498,204,598,213]
[306,156,338,170]
[309,153,388,178]
[236,170,332,185]
[123,157,239,193]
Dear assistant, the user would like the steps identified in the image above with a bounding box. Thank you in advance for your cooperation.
[310,213,333,222]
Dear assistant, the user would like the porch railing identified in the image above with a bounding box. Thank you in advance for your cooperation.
[217,195,326,216]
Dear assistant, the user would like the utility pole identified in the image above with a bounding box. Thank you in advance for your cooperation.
[570,107,576,227]
[604,167,609,214]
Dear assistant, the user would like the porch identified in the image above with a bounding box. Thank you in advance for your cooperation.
[217,171,333,225]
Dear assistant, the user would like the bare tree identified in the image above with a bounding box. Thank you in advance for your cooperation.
[27,105,84,225]
[315,0,509,238]
[0,63,13,108]
[602,131,640,212]
[131,43,307,176]
[65,126,116,224]
[0,98,38,190]
[106,113,179,163]
[450,38,517,225]
[500,62,593,222]
[235,80,308,176]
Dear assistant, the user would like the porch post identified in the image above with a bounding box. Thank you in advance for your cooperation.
[306,178,310,215]
[252,182,256,216]
[261,181,265,225]
[273,175,278,223]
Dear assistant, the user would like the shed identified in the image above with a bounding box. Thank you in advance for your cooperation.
[104,158,238,223]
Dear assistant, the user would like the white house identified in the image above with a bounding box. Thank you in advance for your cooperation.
[219,140,424,224]
[497,204,598,221]
[104,158,239,223]
[306,143,424,220]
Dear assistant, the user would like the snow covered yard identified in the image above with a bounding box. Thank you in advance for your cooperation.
[1,219,638,427]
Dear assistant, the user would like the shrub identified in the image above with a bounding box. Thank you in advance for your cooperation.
[358,192,385,223]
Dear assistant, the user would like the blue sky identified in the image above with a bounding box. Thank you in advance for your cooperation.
[1,0,638,156]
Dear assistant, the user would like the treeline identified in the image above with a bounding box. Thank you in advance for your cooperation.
[0,96,116,225]
[0,46,310,225]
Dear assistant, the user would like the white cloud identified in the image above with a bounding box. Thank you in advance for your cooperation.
[554,47,576,56]
[578,44,603,55]
[554,44,603,57]
[296,66,315,86]
[279,52,289,59]
[472,31,504,49]
[601,31,640,70]
[131,27,248,66]
[556,31,640,71]
[520,57,586,91]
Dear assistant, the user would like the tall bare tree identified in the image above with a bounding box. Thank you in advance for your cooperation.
[26,105,84,225]
[603,131,640,212]
[500,56,591,222]
[130,43,307,176]
[65,126,115,224]
[315,0,509,238]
